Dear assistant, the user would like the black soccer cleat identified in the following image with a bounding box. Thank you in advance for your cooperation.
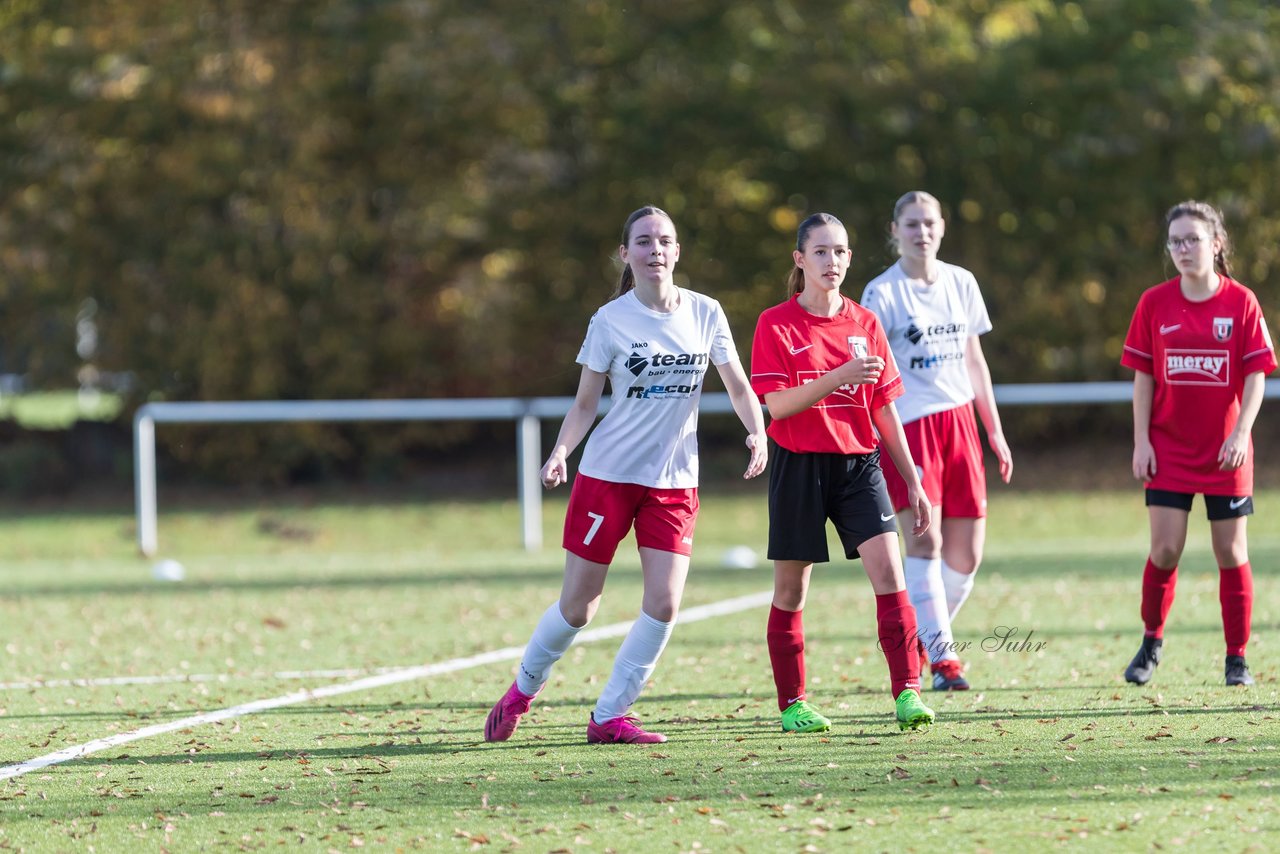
[1225,655,1254,687]
[1124,636,1163,685]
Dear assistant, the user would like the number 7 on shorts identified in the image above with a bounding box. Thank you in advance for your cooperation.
[583,511,605,545]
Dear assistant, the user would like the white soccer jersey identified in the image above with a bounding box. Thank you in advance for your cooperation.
[861,260,992,425]
[575,288,737,489]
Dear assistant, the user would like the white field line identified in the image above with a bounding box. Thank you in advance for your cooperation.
[0,590,772,782]
[0,670,401,691]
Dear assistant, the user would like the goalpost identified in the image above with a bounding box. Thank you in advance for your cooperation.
[133,397,576,558]
[133,382,1159,558]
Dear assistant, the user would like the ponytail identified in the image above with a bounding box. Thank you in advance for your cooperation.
[613,265,636,300]
[786,267,805,296]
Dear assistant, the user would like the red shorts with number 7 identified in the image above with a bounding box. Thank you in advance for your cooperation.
[562,473,700,563]
[883,402,987,518]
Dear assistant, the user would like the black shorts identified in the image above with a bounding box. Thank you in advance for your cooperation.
[1146,489,1254,521]
[767,443,899,563]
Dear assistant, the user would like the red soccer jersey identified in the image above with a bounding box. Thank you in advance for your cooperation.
[751,294,904,454]
[1121,276,1277,495]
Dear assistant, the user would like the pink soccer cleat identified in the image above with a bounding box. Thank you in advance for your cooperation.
[586,713,668,744]
[484,681,538,742]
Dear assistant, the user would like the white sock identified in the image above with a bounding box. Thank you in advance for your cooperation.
[515,602,583,696]
[904,556,958,663]
[593,611,674,723]
[942,561,977,620]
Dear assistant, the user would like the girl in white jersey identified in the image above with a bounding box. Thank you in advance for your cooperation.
[861,191,1013,691]
[485,206,768,745]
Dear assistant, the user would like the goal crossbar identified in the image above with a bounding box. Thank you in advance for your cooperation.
[134,381,1228,557]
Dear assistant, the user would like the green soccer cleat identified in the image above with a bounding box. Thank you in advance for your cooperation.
[781,699,832,733]
[895,689,936,731]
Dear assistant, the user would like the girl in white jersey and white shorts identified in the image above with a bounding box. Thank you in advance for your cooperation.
[484,206,768,745]
[862,191,1014,691]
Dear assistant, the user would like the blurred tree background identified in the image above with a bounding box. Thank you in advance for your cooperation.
[2,0,1279,485]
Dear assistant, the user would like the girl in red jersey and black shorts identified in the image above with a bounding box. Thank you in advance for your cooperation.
[1121,200,1276,687]
[751,212,936,733]
[485,206,768,745]
[862,191,1014,693]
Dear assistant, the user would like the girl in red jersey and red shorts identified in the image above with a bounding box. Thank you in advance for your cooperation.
[1121,200,1276,687]
[861,191,1014,692]
[751,212,936,733]
[485,206,768,744]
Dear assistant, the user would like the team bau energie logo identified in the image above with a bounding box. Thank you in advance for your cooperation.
[1165,348,1230,386]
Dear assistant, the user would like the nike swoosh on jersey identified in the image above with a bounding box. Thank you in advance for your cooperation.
[1159,323,1182,335]
[880,512,895,522]
[790,344,814,355]
[1229,497,1248,509]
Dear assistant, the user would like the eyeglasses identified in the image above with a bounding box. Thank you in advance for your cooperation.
[1166,235,1204,251]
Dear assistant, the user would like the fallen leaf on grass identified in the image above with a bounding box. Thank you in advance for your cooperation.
[1205,736,1236,744]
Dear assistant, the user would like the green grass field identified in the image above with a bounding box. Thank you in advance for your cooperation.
[1,489,1276,851]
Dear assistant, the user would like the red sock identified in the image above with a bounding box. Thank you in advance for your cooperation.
[1140,558,1177,638]
[875,590,921,698]
[767,606,806,712]
[1219,562,1253,657]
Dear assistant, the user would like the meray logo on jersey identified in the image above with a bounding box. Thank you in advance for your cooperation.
[1165,348,1230,386]
[625,350,709,398]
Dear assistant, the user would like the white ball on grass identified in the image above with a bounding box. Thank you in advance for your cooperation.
[151,558,186,582]
[720,545,759,570]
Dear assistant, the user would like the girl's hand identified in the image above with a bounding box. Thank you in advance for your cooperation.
[907,484,931,537]
[831,355,885,386]
[541,448,569,488]
[1218,432,1249,471]
[743,433,768,479]
[989,432,1013,483]
[1132,439,1157,482]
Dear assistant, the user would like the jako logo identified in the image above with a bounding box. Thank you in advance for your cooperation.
[1166,349,1229,385]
